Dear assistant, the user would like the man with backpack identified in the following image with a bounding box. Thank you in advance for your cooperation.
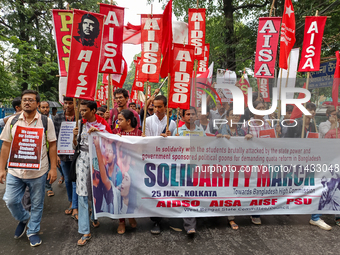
[0,90,57,247]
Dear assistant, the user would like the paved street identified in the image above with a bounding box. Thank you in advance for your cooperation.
[1,176,340,255]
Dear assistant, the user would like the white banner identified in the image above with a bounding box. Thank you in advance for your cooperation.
[57,122,76,155]
[90,134,340,219]
[277,48,300,99]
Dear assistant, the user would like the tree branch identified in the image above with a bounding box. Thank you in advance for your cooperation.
[0,17,13,30]
[234,0,270,11]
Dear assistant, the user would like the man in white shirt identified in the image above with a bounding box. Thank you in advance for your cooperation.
[319,106,338,138]
[144,95,176,234]
[144,95,176,137]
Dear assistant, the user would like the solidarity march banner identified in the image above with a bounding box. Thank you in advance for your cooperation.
[90,134,340,219]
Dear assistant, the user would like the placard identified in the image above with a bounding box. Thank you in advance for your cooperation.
[57,122,76,155]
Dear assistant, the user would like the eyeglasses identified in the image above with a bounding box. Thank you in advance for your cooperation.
[22,99,36,103]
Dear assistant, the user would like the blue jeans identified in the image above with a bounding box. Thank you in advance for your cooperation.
[60,161,78,209]
[78,196,94,235]
[311,214,322,221]
[45,163,52,192]
[3,172,47,236]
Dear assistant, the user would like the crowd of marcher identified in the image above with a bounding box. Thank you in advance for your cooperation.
[0,88,339,247]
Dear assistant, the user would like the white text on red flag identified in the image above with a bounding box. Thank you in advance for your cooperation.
[188,8,206,61]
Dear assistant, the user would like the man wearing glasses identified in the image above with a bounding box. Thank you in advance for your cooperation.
[0,90,57,247]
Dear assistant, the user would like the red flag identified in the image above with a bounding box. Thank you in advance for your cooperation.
[138,14,163,83]
[298,16,327,72]
[160,0,173,78]
[99,4,124,74]
[197,44,210,75]
[290,83,308,120]
[188,8,206,61]
[332,51,340,109]
[96,89,101,107]
[66,10,105,100]
[279,0,296,70]
[102,58,128,88]
[168,44,195,109]
[254,17,281,78]
[238,73,251,107]
[257,78,270,102]
[123,23,141,45]
[132,57,144,91]
[52,10,73,77]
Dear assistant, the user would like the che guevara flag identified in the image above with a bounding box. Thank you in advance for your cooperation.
[66,10,105,100]
[279,0,296,70]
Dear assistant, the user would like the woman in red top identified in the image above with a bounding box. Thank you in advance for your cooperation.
[113,109,141,234]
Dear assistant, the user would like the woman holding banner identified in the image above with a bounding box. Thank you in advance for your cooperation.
[73,100,112,246]
[216,107,252,229]
[241,100,281,225]
[112,109,141,234]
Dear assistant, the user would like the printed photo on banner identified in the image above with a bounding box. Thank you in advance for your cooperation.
[90,134,141,218]
[74,13,100,47]
[8,126,44,170]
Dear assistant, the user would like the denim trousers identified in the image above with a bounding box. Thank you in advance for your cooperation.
[45,163,52,191]
[3,172,47,236]
[60,161,78,209]
[311,214,322,221]
[78,195,94,235]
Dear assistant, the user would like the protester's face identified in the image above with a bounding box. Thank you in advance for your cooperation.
[64,100,74,114]
[80,104,95,121]
[253,103,266,118]
[115,93,127,107]
[148,104,154,114]
[153,100,166,119]
[39,102,50,116]
[183,109,197,125]
[216,102,223,111]
[129,105,136,111]
[284,111,292,120]
[96,110,104,117]
[329,111,337,120]
[117,113,131,131]
[82,18,95,36]
[15,105,22,112]
[306,108,315,120]
[22,94,38,114]
[228,110,241,123]
[121,173,131,197]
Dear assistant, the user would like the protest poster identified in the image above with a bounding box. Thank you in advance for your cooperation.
[57,122,76,155]
[306,132,319,139]
[259,129,276,138]
[8,126,44,170]
[90,134,340,219]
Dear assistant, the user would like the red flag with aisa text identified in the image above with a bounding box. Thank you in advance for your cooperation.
[99,4,124,74]
[138,14,163,83]
[66,10,105,100]
[254,17,281,78]
[298,16,327,72]
[52,10,73,77]
[188,8,206,61]
[168,44,195,109]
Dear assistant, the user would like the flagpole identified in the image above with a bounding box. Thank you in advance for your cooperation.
[166,73,171,132]
[302,10,319,138]
[142,81,149,136]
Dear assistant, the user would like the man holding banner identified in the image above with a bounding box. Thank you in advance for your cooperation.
[0,90,57,247]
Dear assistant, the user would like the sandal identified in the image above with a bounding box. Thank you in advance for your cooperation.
[117,222,125,234]
[229,220,239,230]
[65,208,73,215]
[58,177,64,185]
[77,234,91,246]
[128,218,137,228]
[91,220,100,228]
[335,219,340,226]
[72,213,78,221]
[47,190,54,197]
